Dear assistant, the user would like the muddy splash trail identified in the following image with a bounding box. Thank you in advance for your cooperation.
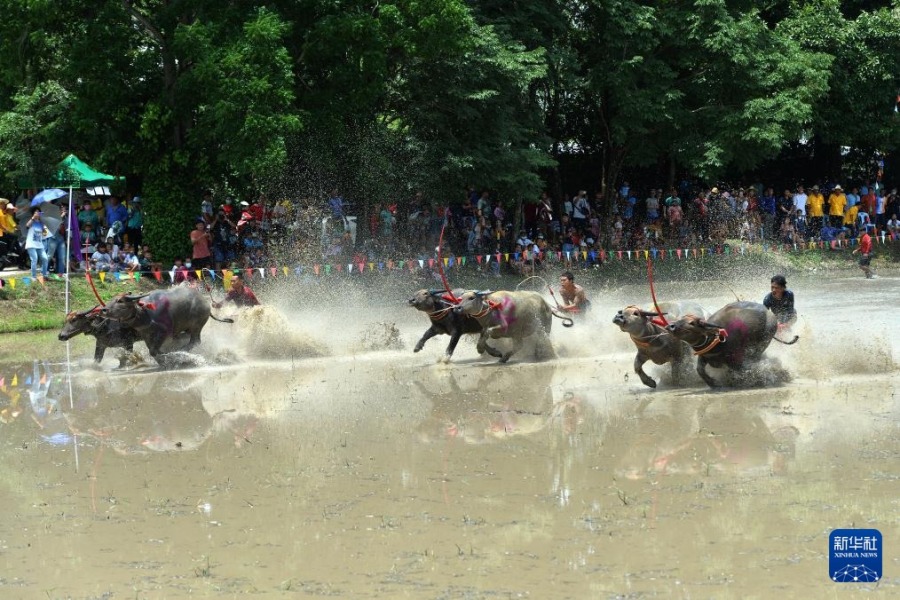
[0,274,896,598]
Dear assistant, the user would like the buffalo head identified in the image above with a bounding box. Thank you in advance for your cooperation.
[408,289,441,311]
[612,306,664,334]
[102,293,151,324]
[666,315,723,345]
[453,290,492,316]
[58,305,103,341]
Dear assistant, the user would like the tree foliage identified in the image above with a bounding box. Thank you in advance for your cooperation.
[0,0,897,255]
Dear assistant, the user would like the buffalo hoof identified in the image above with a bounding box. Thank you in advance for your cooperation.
[499,353,512,364]
[437,355,451,364]
[413,346,423,353]
[640,377,657,389]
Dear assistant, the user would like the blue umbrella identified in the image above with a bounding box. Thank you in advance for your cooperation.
[31,188,67,206]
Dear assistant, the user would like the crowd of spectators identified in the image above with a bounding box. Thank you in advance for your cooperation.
[180,180,900,277]
[4,178,897,280]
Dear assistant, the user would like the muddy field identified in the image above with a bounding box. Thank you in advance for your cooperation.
[0,273,897,598]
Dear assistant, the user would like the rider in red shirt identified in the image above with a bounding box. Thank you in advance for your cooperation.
[213,274,260,308]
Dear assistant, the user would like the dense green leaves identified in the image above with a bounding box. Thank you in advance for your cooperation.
[0,0,897,254]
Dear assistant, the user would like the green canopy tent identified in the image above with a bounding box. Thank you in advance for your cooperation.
[17,153,124,189]
[18,155,125,317]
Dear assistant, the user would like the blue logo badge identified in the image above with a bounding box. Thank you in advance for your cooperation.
[830,529,882,582]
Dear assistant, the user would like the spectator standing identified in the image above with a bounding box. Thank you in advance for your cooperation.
[694,190,712,241]
[210,208,238,269]
[792,185,807,216]
[190,219,212,270]
[827,185,847,227]
[476,191,491,218]
[327,189,344,219]
[77,202,100,231]
[776,189,794,234]
[105,197,128,243]
[875,190,886,229]
[759,187,776,239]
[646,189,660,223]
[125,197,143,248]
[845,186,860,210]
[805,185,826,232]
[24,207,50,279]
[573,191,591,231]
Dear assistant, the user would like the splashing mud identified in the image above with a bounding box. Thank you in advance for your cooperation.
[355,321,405,352]
[232,305,328,359]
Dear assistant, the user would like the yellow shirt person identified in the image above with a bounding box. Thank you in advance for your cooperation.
[828,186,847,217]
[806,188,825,217]
[0,202,17,235]
[843,204,859,227]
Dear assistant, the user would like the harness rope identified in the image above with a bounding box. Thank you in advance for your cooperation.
[692,329,729,356]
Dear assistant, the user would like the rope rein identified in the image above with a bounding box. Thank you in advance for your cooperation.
[692,329,729,356]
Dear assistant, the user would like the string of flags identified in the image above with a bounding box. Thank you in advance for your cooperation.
[0,233,896,289]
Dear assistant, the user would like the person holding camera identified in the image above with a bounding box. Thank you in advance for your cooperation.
[210,207,238,270]
[25,207,50,280]
[190,219,213,271]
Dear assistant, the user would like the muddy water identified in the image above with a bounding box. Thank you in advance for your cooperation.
[0,275,897,598]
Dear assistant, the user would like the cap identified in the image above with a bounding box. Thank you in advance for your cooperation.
[711,187,719,194]
[132,196,141,203]
[586,237,595,245]
[811,185,819,191]
[834,185,843,190]
[240,201,250,207]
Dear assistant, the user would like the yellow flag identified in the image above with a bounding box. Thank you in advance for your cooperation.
[8,278,14,289]
[223,269,233,290]
[644,250,649,259]
[195,269,202,280]
[11,374,17,386]
[99,272,106,283]
[282,266,289,276]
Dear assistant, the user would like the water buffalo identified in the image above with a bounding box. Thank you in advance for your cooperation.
[665,301,798,388]
[58,304,140,362]
[408,289,484,361]
[103,286,232,361]
[613,301,707,389]
[454,290,573,363]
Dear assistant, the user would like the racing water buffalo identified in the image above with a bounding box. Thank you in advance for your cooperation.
[408,289,484,361]
[102,286,232,361]
[613,301,708,389]
[665,301,798,388]
[454,290,573,363]
[58,304,140,362]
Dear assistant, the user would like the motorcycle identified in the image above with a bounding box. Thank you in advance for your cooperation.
[0,235,30,271]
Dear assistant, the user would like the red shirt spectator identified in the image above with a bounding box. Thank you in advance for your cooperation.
[859,231,872,255]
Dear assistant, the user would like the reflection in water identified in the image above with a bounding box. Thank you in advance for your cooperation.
[0,271,898,598]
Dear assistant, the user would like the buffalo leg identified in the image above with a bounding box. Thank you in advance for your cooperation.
[635,353,657,388]
[476,334,503,358]
[414,327,440,353]
[94,343,107,363]
[443,330,463,359]
[696,357,719,388]
[185,329,201,351]
[499,338,523,364]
